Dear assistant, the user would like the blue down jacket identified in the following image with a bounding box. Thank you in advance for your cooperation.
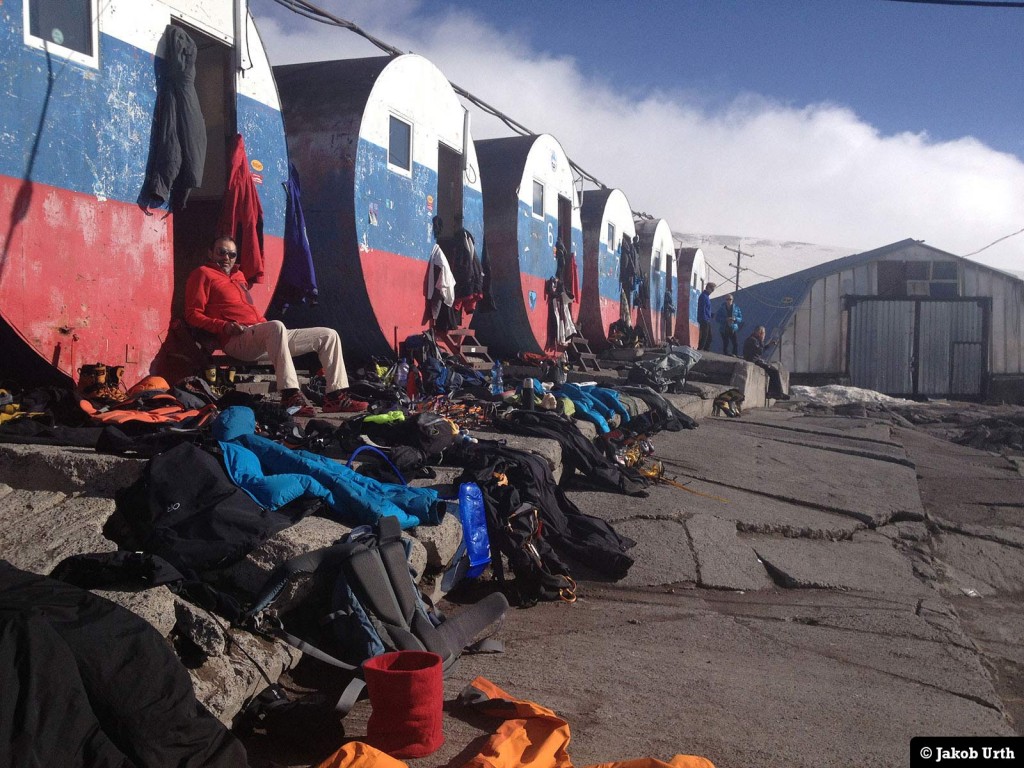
[555,383,630,434]
[211,407,443,529]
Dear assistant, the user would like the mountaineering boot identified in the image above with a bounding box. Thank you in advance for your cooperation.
[280,390,316,417]
[323,392,369,414]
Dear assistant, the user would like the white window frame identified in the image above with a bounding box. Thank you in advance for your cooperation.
[387,114,413,177]
[607,223,616,252]
[23,0,99,69]
[531,180,544,218]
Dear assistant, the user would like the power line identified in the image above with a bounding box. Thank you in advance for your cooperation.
[267,0,612,192]
[883,0,1024,7]
[962,225,1024,257]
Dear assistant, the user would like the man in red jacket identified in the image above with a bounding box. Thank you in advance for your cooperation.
[185,236,366,415]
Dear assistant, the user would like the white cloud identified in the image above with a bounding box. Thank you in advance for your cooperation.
[250,0,1024,275]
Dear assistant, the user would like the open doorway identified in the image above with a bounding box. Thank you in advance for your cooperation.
[557,194,572,255]
[170,20,236,315]
[435,143,464,258]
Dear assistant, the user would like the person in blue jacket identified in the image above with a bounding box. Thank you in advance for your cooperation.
[716,293,743,356]
[697,282,716,351]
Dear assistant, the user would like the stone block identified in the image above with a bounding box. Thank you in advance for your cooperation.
[0,443,143,495]
[94,585,178,638]
[0,492,118,575]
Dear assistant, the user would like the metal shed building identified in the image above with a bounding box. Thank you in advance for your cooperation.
[674,247,709,347]
[273,55,485,361]
[0,0,288,386]
[579,188,636,347]
[633,217,676,345]
[472,134,583,358]
[714,239,1024,401]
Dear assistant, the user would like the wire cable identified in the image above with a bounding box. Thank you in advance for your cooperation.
[267,0,616,193]
[962,225,1024,257]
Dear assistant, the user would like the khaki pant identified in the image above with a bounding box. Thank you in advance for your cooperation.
[223,320,348,392]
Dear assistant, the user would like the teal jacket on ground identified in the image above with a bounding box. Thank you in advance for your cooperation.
[211,406,443,529]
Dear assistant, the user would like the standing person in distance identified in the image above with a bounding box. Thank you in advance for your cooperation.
[697,282,716,351]
[716,293,743,356]
[185,235,367,416]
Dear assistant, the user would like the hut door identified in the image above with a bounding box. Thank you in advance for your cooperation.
[436,143,463,254]
[557,195,571,250]
[170,21,236,312]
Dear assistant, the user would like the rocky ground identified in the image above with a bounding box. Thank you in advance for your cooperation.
[3,396,1024,768]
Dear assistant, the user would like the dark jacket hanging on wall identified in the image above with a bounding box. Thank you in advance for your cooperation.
[271,163,319,312]
[0,561,248,767]
[140,25,207,212]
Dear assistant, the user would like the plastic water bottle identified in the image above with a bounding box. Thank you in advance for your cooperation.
[395,359,409,387]
[457,482,491,578]
[490,359,504,396]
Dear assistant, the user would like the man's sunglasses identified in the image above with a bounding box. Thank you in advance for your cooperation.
[216,247,238,258]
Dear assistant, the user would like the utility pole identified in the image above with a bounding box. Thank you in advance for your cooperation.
[722,245,753,292]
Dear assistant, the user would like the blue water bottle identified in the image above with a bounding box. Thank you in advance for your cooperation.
[457,482,491,578]
[490,359,504,396]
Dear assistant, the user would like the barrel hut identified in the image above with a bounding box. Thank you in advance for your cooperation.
[578,188,637,347]
[713,239,1024,401]
[0,0,288,387]
[272,55,485,362]
[674,247,709,347]
[633,217,677,345]
[471,134,583,358]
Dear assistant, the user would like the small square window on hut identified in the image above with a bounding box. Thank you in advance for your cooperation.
[532,180,544,217]
[931,261,958,281]
[24,0,97,67]
[388,116,412,173]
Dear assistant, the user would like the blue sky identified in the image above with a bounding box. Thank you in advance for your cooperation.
[464,0,1024,162]
[251,0,1024,277]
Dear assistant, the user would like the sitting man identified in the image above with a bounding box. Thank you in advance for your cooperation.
[742,325,790,401]
[185,236,366,415]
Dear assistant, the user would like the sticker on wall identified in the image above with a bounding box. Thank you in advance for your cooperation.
[528,290,537,310]
[550,151,558,172]
[426,194,434,213]
[251,159,264,172]
[369,202,379,226]
[252,174,263,184]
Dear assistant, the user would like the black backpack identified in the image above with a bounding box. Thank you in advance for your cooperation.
[244,515,508,709]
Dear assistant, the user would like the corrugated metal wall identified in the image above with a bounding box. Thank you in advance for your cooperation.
[918,300,985,396]
[849,301,915,394]
[780,251,1023,379]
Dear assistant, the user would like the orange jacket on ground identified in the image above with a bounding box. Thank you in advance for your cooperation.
[316,676,714,768]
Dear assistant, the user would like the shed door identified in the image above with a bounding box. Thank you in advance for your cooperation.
[848,298,987,398]
[917,300,986,397]
[848,300,915,395]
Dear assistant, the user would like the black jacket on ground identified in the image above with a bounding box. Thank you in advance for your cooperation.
[492,409,648,496]
[456,441,636,580]
[0,561,247,767]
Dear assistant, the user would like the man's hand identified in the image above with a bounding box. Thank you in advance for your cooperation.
[226,322,247,336]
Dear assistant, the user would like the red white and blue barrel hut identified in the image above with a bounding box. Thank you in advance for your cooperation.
[472,134,583,358]
[272,55,485,361]
[0,0,288,386]
[578,188,636,347]
[633,217,677,345]
[674,247,709,347]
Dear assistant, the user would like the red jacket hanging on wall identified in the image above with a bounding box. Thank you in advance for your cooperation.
[218,134,265,285]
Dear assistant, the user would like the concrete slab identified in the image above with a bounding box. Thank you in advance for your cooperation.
[413,586,1010,768]
[661,417,925,526]
[606,517,698,587]
[686,513,774,591]
[751,532,931,595]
